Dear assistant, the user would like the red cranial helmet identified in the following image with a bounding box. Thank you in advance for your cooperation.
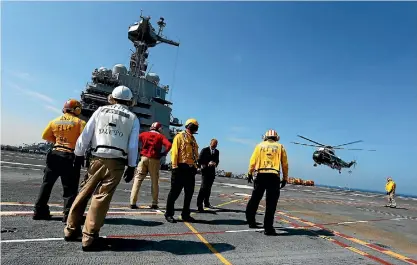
[62,99,82,116]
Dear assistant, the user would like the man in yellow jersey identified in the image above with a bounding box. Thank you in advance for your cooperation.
[385,177,397,208]
[246,129,289,236]
[64,85,139,251]
[164,118,199,223]
[33,99,86,222]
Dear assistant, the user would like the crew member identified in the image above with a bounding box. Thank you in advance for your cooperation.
[246,129,289,236]
[196,139,219,211]
[63,85,140,251]
[130,121,172,209]
[385,177,397,208]
[33,99,86,222]
[165,118,199,223]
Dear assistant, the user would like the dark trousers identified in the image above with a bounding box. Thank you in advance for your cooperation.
[197,167,215,207]
[245,173,281,231]
[165,164,197,218]
[34,150,81,216]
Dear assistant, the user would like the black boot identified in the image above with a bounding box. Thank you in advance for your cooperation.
[165,215,177,223]
[33,211,52,220]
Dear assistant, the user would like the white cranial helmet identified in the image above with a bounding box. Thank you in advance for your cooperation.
[112,85,133,101]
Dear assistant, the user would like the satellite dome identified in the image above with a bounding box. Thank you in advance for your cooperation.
[146,72,160,83]
[98,67,107,72]
[112,64,127,75]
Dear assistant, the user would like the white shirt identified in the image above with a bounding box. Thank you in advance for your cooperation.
[74,105,140,167]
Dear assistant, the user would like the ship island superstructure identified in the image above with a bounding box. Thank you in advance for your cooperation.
[78,12,183,151]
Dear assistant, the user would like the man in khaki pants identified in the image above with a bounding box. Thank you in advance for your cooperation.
[130,122,172,209]
[63,85,139,251]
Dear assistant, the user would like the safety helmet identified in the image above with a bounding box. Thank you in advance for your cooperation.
[151,122,163,132]
[62,99,82,116]
[264,129,280,141]
[387,177,392,181]
[111,85,133,101]
[185,118,199,134]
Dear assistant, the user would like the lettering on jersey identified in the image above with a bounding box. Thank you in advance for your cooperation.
[55,121,75,125]
[58,136,68,143]
[101,108,130,119]
[56,124,73,132]
[98,128,124,137]
[260,144,280,168]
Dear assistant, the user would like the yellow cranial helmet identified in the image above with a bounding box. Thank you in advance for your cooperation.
[185,118,199,134]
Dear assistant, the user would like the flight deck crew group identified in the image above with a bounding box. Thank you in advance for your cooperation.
[34,85,290,251]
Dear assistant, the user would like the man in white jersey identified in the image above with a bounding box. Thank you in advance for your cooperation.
[63,85,140,251]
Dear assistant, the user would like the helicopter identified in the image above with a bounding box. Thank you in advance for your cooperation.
[291,135,376,174]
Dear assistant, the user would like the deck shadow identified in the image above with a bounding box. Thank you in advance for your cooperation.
[178,218,247,226]
[104,218,163,227]
[274,227,335,237]
[103,238,236,254]
[213,208,247,214]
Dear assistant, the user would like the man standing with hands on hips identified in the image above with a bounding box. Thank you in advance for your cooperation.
[197,139,219,212]
[63,85,140,251]
[130,121,172,210]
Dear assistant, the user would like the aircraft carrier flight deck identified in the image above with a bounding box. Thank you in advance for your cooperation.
[1,150,417,265]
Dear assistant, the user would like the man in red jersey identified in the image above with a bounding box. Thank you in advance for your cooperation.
[129,122,172,209]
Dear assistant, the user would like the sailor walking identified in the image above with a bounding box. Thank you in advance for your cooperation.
[63,85,140,251]
[33,99,86,222]
[246,129,289,236]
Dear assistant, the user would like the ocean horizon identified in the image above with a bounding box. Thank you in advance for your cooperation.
[315,184,417,199]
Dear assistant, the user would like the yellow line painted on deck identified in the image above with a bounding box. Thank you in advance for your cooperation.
[183,222,233,265]
[180,198,243,264]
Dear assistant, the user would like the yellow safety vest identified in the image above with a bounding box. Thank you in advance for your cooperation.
[170,131,199,169]
[248,140,289,180]
[42,113,86,153]
[385,181,396,193]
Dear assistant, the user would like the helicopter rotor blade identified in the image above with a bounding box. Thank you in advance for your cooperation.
[296,135,326,147]
[333,147,376,151]
[291,142,322,148]
[332,140,363,148]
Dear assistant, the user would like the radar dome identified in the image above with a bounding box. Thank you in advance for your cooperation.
[146,73,160,83]
[112,64,127,75]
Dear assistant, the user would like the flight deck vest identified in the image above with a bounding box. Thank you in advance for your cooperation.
[253,141,283,175]
[91,104,136,159]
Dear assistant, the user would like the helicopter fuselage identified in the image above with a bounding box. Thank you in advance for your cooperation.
[312,150,332,165]
[313,150,355,172]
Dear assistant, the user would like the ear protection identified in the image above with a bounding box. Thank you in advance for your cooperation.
[73,106,81,116]
[186,123,199,134]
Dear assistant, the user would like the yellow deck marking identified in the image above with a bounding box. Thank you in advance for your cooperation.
[183,222,232,265]
[346,247,368,256]
[180,198,242,265]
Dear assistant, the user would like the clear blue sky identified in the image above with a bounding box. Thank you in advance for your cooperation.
[2,2,416,195]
